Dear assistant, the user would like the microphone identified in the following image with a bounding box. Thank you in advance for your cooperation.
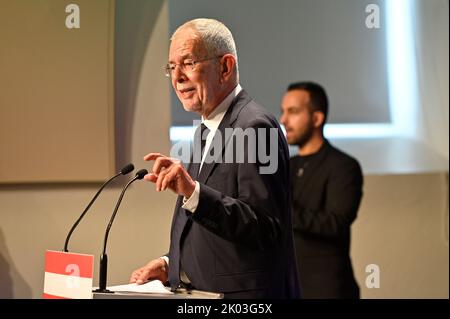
[96,169,148,293]
[63,163,134,252]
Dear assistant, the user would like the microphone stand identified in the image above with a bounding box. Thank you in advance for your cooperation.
[63,164,134,252]
[95,169,147,293]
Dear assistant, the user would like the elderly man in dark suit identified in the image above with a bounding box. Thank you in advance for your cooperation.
[129,18,299,299]
[280,82,363,299]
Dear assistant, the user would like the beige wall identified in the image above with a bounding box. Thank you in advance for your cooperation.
[0,0,174,298]
[353,173,449,298]
[0,0,116,182]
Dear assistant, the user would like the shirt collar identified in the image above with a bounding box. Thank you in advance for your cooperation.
[202,84,242,132]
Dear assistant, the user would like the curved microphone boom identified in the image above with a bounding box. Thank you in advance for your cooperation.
[96,169,148,293]
[63,163,134,252]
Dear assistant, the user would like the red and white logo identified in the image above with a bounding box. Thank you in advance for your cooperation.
[43,250,94,299]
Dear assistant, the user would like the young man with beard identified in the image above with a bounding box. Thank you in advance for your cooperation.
[280,82,363,299]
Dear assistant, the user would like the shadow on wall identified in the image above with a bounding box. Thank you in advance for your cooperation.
[0,227,32,298]
[115,0,165,170]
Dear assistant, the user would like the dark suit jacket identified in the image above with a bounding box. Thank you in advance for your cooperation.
[168,90,300,299]
[290,140,363,298]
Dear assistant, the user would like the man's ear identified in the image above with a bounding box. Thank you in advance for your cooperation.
[313,111,325,128]
[220,54,236,82]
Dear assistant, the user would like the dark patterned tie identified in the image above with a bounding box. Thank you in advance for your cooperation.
[168,123,209,291]
[190,123,210,180]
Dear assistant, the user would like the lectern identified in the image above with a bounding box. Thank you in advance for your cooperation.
[93,288,223,299]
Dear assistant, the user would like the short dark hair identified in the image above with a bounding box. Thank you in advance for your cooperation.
[287,81,329,124]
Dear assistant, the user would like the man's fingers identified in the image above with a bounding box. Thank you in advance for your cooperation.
[143,153,165,161]
[129,270,141,283]
[136,278,148,285]
[135,268,151,285]
[152,157,176,175]
[161,167,180,191]
[155,167,170,191]
[141,153,184,191]
[144,173,157,183]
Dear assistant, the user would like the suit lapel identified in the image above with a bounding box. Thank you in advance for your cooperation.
[197,90,252,184]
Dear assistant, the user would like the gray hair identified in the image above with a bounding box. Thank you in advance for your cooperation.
[171,18,239,71]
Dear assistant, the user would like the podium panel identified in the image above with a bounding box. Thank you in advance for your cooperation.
[93,288,223,299]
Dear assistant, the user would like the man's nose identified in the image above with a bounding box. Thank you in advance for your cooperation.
[172,66,187,83]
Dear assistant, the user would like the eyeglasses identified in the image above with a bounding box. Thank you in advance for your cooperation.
[164,56,222,78]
